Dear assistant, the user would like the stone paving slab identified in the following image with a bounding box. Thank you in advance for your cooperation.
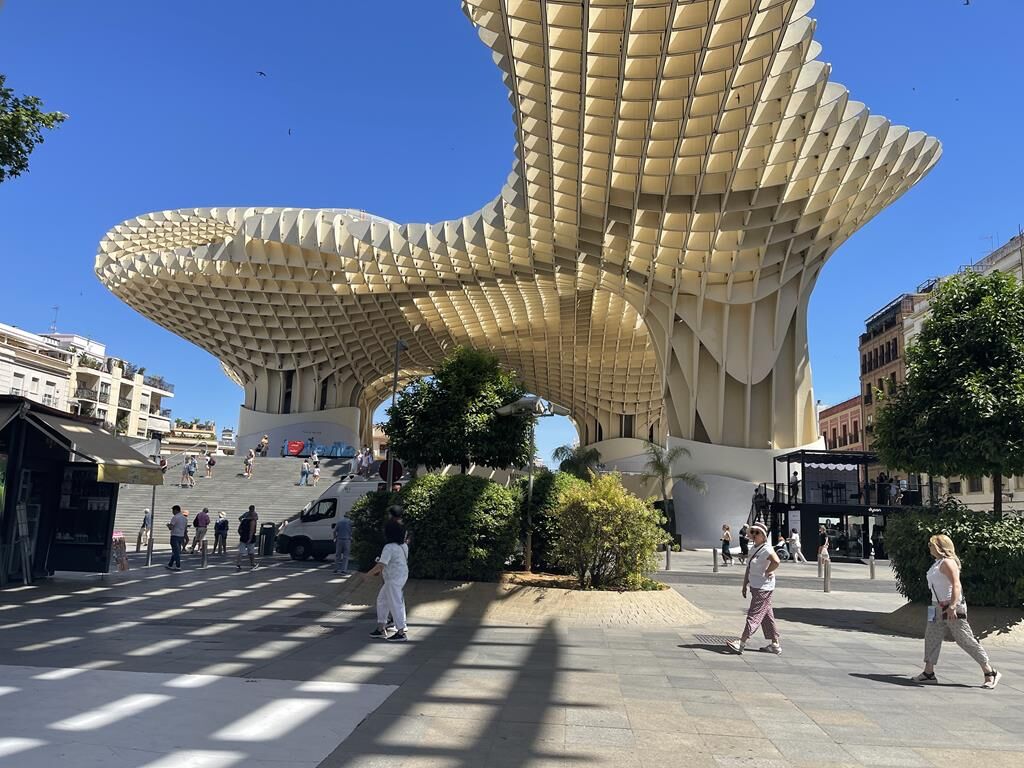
[0,554,1021,767]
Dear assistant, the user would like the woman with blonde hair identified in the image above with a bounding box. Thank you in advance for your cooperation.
[913,534,1000,688]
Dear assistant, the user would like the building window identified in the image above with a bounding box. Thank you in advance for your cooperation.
[873,348,879,369]
[30,377,40,395]
[852,420,859,443]
[892,338,899,359]
[831,428,837,448]
[949,481,962,495]
[889,372,897,393]
[864,384,872,405]
[968,476,983,494]
[1016,476,1024,491]
[841,424,848,446]
[861,354,867,374]
[620,414,634,439]
[884,343,891,364]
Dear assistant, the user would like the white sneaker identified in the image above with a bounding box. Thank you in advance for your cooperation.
[726,640,744,654]
[912,671,938,684]
[759,643,782,655]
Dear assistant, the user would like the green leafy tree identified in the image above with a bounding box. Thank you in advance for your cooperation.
[518,469,587,572]
[383,346,532,473]
[551,472,669,589]
[639,442,707,544]
[0,74,67,183]
[551,443,602,480]
[873,271,1024,515]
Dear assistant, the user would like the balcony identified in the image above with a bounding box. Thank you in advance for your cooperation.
[143,375,174,393]
[73,387,99,401]
[117,396,133,409]
[149,407,173,418]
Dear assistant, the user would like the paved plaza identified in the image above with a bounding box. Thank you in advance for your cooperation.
[0,554,1021,767]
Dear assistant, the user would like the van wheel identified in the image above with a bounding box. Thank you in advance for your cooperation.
[289,538,312,561]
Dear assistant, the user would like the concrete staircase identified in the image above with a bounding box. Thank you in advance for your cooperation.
[114,457,357,550]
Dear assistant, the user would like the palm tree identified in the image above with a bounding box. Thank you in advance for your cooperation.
[552,443,602,480]
[640,442,707,546]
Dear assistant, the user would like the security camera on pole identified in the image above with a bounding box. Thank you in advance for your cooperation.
[496,395,570,572]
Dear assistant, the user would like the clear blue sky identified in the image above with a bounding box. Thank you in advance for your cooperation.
[2,1,1022,466]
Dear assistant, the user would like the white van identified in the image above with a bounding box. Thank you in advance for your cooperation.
[274,475,378,560]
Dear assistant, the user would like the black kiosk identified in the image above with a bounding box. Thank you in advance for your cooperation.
[0,395,162,585]
[769,449,907,562]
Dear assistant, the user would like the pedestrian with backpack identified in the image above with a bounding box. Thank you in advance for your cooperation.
[206,454,216,478]
[213,512,228,554]
[190,507,211,554]
[365,507,410,642]
[236,506,259,570]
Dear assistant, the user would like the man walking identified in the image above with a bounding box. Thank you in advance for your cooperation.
[298,459,311,486]
[190,507,211,554]
[333,513,353,575]
[726,523,781,655]
[166,505,186,571]
[136,507,151,552]
[236,505,259,570]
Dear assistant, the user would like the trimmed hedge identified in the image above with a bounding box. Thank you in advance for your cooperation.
[887,500,1024,607]
[519,469,587,573]
[349,489,399,572]
[350,473,521,582]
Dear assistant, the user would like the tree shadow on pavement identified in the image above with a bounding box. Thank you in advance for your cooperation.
[772,606,907,636]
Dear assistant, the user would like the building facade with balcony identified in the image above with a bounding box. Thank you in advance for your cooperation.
[818,396,862,452]
[162,420,217,457]
[0,323,73,411]
[42,333,174,441]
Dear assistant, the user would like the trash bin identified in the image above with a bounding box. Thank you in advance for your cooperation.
[259,522,277,557]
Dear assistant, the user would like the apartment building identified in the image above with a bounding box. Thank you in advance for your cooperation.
[43,333,174,441]
[0,323,73,410]
[818,396,862,452]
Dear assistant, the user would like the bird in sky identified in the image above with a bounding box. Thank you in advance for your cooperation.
[256,71,267,77]
[287,128,292,136]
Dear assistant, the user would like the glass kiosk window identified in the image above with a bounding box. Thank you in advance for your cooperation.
[49,465,118,573]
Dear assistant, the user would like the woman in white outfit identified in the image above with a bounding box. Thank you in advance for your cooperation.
[788,528,808,563]
[365,520,410,642]
[913,534,999,688]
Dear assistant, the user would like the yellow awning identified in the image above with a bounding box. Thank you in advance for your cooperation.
[27,412,163,486]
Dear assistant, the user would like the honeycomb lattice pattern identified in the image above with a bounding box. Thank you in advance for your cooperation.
[96,0,939,449]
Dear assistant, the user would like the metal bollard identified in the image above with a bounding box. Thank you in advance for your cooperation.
[817,556,823,578]
[823,559,831,593]
[201,539,208,569]
[869,553,876,580]
[713,548,719,573]
[666,545,671,571]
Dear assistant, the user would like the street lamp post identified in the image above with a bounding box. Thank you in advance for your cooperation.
[497,395,570,572]
[385,339,408,492]
[145,433,162,567]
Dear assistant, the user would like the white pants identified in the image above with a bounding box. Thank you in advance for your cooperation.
[376,576,408,630]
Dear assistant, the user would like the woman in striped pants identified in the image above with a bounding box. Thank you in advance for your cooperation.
[727,523,782,655]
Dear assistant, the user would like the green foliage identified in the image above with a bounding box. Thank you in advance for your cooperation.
[383,346,532,472]
[551,443,602,480]
[0,74,67,183]
[874,271,1024,512]
[886,499,1024,607]
[519,469,587,572]
[398,473,521,581]
[550,472,669,590]
[348,489,400,571]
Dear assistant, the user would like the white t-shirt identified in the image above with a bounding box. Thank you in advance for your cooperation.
[927,559,954,604]
[746,543,776,591]
[168,514,187,537]
[378,543,409,583]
